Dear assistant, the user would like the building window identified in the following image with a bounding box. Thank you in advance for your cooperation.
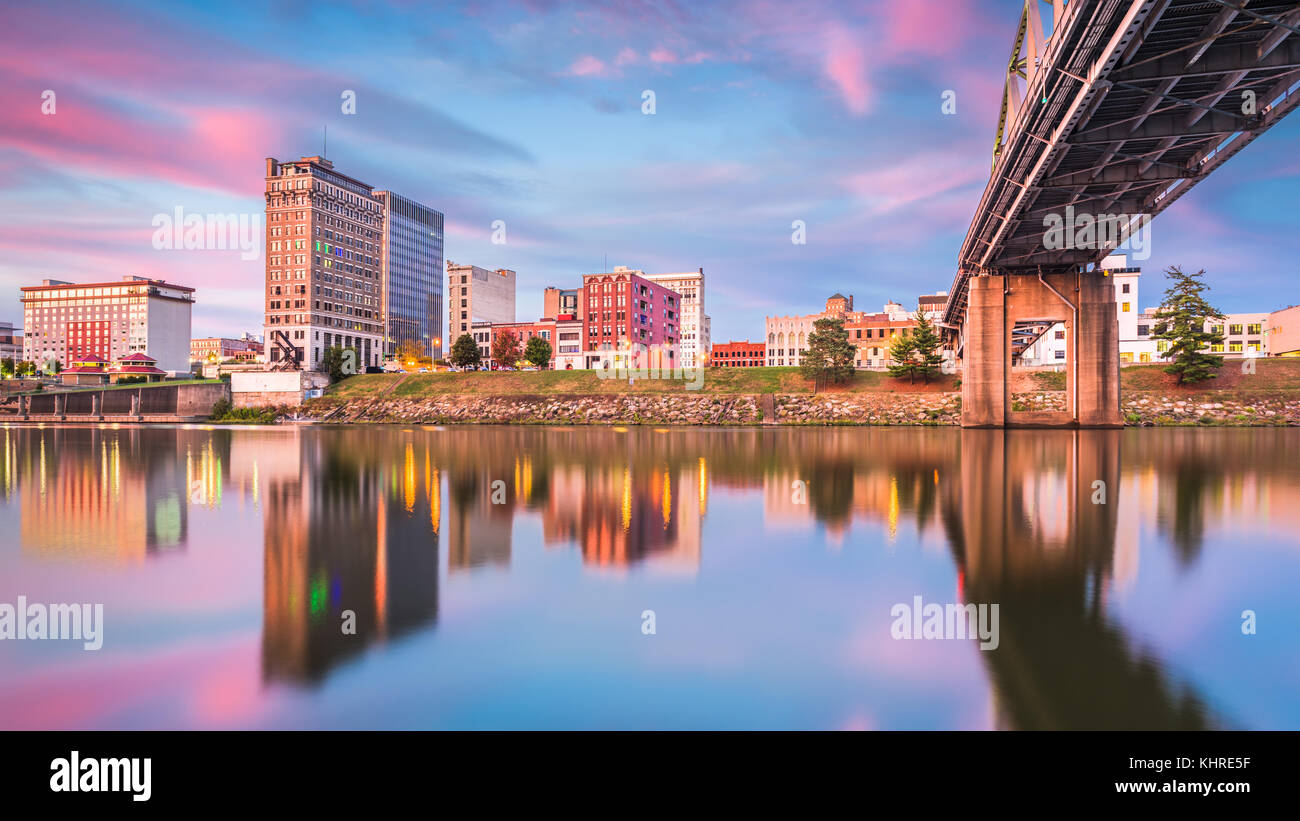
[1122,283,1130,293]
[1136,325,1148,336]
[1121,302,1130,312]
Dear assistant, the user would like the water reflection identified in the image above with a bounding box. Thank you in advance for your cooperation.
[1,424,1298,728]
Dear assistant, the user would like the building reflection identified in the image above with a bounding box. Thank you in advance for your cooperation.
[6,426,190,560]
[4,422,1300,721]
[256,431,440,686]
[429,428,706,571]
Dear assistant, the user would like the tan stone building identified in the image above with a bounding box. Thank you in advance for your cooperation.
[447,262,516,343]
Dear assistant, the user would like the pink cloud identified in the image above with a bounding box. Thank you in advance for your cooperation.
[568,55,608,77]
[614,47,639,66]
[650,46,679,64]
[824,26,871,115]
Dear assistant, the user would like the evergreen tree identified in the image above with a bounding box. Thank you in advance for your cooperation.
[800,317,856,383]
[524,336,553,368]
[908,309,945,383]
[449,334,482,369]
[886,328,918,383]
[1151,266,1225,384]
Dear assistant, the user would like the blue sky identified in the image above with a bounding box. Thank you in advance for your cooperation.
[1,0,1297,342]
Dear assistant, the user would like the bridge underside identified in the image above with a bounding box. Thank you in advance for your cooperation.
[947,0,1300,427]
[962,272,1121,429]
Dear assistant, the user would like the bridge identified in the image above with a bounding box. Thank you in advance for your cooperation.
[945,0,1300,427]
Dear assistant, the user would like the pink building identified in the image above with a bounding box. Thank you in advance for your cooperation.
[581,266,679,369]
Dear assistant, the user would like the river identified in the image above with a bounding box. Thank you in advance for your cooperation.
[0,424,1296,729]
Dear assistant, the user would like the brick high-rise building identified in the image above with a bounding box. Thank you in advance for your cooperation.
[264,156,385,371]
[447,262,516,344]
[582,266,679,369]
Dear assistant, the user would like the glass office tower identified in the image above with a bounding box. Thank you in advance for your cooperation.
[376,191,444,359]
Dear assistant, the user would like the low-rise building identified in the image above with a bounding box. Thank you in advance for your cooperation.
[553,315,584,370]
[483,318,557,368]
[191,335,264,364]
[0,322,21,364]
[709,340,765,367]
[765,294,853,367]
[844,313,918,370]
[1267,305,1300,356]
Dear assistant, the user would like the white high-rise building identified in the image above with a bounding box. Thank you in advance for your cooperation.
[645,269,707,368]
[21,275,195,374]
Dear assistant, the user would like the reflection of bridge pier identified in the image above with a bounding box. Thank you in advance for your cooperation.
[952,429,1214,729]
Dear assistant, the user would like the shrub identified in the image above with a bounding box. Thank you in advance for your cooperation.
[210,397,232,418]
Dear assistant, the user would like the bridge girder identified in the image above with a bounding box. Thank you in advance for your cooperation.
[946,0,1300,328]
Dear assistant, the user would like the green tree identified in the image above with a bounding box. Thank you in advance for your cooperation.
[886,328,919,382]
[449,334,481,369]
[492,330,522,369]
[800,317,856,383]
[1152,266,1225,384]
[897,309,945,383]
[524,336,553,368]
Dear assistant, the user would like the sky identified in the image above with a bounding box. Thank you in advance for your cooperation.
[1,0,1298,343]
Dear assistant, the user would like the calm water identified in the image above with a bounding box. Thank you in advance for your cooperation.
[0,424,1297,730]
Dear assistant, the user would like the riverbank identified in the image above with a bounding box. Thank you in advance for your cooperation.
[294,362,1300,426]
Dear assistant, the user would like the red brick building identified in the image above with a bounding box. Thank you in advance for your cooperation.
[709,340,765,367]
[582,267,679,369]
[473,318,557,368]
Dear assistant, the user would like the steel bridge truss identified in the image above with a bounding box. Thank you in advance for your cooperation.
[946,0,1300,326]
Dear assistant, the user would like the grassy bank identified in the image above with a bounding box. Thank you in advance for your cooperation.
[321,360,1300,400]
[322,367,959,400]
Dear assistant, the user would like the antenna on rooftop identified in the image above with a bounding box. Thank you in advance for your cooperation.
[323,126,327,159]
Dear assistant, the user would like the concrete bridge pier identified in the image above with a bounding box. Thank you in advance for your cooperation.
[961,272,1121,428]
